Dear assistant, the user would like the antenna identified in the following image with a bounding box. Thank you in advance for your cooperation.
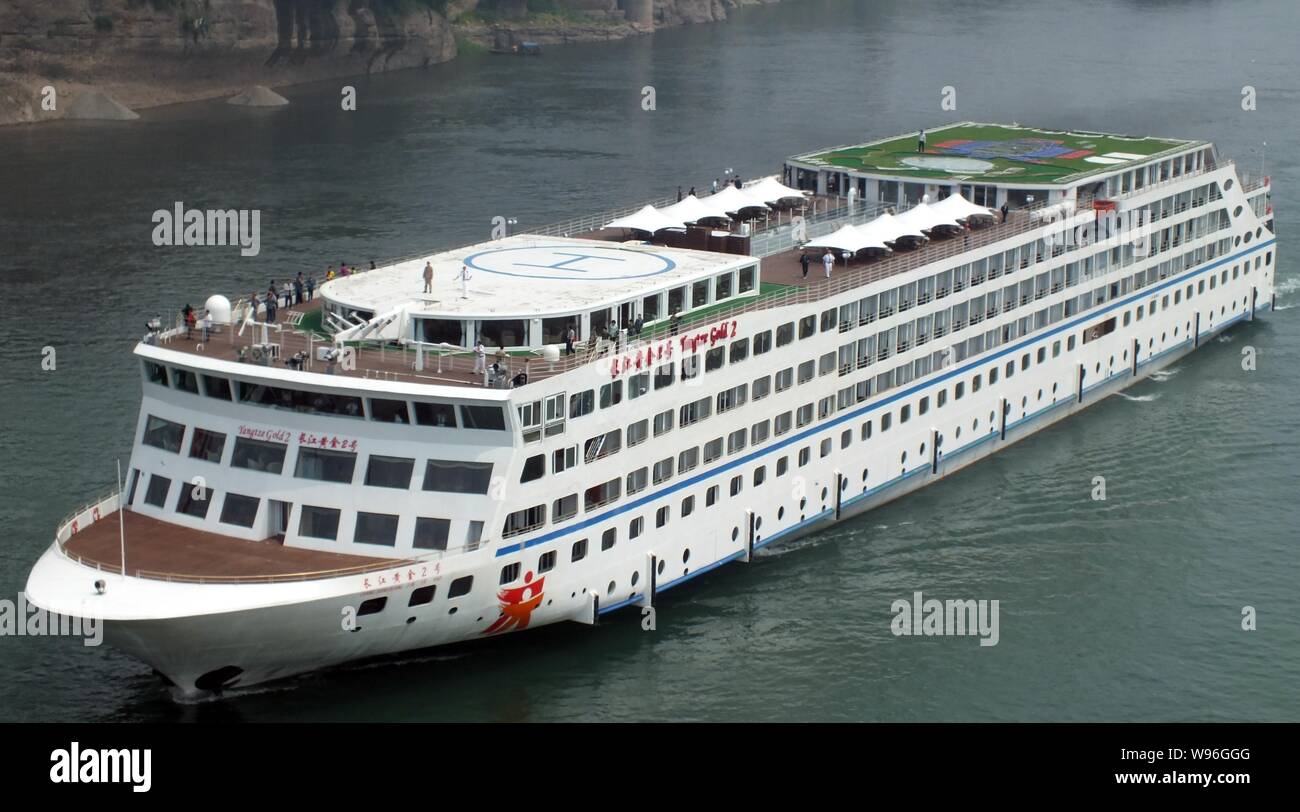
[116,459,127,578]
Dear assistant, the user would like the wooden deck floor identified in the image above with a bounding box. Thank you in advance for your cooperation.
[63,510,404,582]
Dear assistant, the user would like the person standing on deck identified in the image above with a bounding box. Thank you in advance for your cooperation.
[677,186,683,202]
[564,324,576,356]
[201,311,212,342]
[822,249,835,279]
[1000,201,1009,223]
[423,261,434,294]
[669,310,681,337]
[473,337,485,374]
[306,274,316,301]
[800,252,811,279]
[265,287,277,322]
[294,273,304,305]
[281,280,293,308]
[712,178,719,194]
[688,186,696,198]
[918,128,926,153]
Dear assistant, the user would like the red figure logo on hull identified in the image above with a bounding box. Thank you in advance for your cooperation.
[483,570,545,634]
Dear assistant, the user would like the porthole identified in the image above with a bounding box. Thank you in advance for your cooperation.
[900,451,907,464]
[1021,396,1027,408]
[778,506,785,520]
[1233,205,1243,217]
[820,486,828,501]
[731,526,739,542]
[1224,178,1235,191]
[955,426,962,439]
[656,559,665,575]
[1052,382,1058,394]
[631,571,640,587]
[800,497,807,510]
[682,548,691,563]
[862,468,869,482]
[1256,227,1263,238]
[448,606,458,615]
[607,580,616,596]
[840,478,847,492]
[1037,389,1043,401]
[919,442,926,456]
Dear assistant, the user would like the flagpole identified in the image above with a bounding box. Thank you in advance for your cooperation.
[116,459,126,578]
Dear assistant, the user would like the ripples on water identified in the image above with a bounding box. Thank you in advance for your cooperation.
[1,0,1298,721]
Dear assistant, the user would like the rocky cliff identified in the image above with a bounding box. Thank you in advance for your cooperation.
[0,0,784,126]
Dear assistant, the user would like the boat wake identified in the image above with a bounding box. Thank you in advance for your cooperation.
[1149,368,1180,382]
[1115,392,1161,403]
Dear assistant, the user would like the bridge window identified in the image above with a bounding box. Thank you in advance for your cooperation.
[418,318,463,345]
[171,367,199,394]
[460,404,506,431]
[143,361,168,387]
[240,383,363,418]
[413,401,457,427]
[201,375,232,400]
[369,398,411,424]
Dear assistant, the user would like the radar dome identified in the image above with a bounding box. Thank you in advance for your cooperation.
[204,295,233,325]
[540,345,561,364]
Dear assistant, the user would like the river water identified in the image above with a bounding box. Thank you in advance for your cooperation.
[1,0,1297,721]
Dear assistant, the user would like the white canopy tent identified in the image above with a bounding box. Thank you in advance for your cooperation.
[803,224,890,254]
[931,193,996,222]
[604,204,685,233]
[859,212,925,245]
[706,184,771,215]
[894,202,963,235]
[744,176,810,204]
[660,194,732,224]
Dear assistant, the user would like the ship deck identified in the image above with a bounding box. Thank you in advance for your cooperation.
[153,202,1052,390]
[62,510,408,583]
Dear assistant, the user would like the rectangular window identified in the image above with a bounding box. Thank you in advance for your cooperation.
[369,398,411,424]
[656,506,670,528]
[653,409,674,436]
[143,474,171,508]
[776,322,795,347]
[448,576,473,598]
[680,397,712,427]
[502,505,545,538]
[584,429,622,462]
[219,493,259,528]
[704,437,725,463]
[727,429,747,455]
[626,467,649,495]
[653,457,674,485]
[752,376,772,401]
[295,448,358,484]
[538,551,557,574]
[413,401,457,427]
[776,456,788,477]
[571,538,588,562]
[171,368,198,394]
[774,412,793,436]
[298,505,341,540]
[520,454,545,483]
[188,428,226,463]
[201,375,233,401]
[552,493,579,522]
[585,479,621,511]
[629,516,644,540]
[142,415,185,453]
[569,390,596,418]
[460,404,506,431]
[364,455,414,489]
[627,372,650,401]
[751,420,771,445]
[175,485,211,519]
[678,446,700,473]
[706,485,719,506]
[231,437,288,474]
[413,517,450,550]
[601,528,616,551]
[627,419,650,447]
[422,460,493,494]
[355,512,399,546]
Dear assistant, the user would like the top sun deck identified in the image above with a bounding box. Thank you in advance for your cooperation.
[321,234,759,321]
[791,122,1197,187]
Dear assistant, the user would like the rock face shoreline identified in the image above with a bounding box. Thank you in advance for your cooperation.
[0,0,783,127]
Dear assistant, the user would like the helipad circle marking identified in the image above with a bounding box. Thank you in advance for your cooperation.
[463,244,677,281]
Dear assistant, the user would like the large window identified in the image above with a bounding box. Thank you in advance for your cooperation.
[299,505,341,540]
[413,401,457,427]
[143,474,171,508]
[413,517,450,550]
[219,493,260,528]
[201,375,232,400]
[142,415,184,453]
[239,384,363,418]
[231,437,287,474]
[355,512,399,546]
[295,448,358,484]
[369,398,411,424]
[176,485,212,519]
[422,460,493,494]
[460,404,506,431]
[503,505,546,538]
[364,455,414,489]
[188,428,226,463]
[584,478,621,511]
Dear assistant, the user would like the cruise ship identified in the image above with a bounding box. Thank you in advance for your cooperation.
[26,123,1277,695]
